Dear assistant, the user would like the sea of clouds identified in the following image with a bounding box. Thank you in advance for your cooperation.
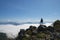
[0,22,52,38]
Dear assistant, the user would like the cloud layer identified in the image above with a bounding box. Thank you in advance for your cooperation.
[0,24,40,38]
[0,21,52,38]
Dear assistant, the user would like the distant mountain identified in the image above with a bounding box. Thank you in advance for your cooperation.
[0,22,20,26]
[0,21,52,26]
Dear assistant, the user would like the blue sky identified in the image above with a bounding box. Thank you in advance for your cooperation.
[0,0,60,22]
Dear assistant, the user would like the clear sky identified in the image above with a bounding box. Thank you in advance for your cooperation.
[0,0,60,22]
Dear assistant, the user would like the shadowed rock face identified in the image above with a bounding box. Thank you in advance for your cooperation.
[16,29,25,40]
[0,32,8,40]
[53,20,60,31]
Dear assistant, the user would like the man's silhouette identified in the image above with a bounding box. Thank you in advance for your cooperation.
[40,18,43,25]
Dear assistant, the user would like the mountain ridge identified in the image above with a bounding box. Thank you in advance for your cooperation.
[0,21,52,26]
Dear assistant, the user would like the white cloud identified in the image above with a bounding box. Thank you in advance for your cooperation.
[0,22,52,38]
[0,24,39,38]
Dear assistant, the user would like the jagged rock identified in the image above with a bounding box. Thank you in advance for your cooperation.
[0,32,8,40]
